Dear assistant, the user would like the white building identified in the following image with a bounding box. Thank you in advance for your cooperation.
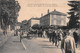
[26,18,40,31]
[30,18,40,27]
[15,22,21,30]
[40,9,67,27]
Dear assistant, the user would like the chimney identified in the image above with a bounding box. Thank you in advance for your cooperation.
[48,9,49,14]
[41,13,43,17]
[54,9,56,11]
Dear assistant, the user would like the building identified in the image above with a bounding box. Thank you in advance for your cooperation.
[27,18,40,27]
[15,22,21,30]
[40,9,67,27]
[26,18,40,31]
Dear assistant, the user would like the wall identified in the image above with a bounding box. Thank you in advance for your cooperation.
[50,14,66,26]
[40,14,50,26]
[31,20,40,27]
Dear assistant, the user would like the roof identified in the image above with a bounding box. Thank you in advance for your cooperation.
[31,18,40,20]
[40,9,67,19]
[50,9,66,16]
[27,18,40,24]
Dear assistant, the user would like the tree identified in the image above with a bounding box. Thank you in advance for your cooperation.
[0,0,21,31]
[22,20,27,24]
[68,1,80,28]
[20,20,27,31]
[32,24,40,29]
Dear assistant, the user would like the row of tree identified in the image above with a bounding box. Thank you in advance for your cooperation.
[0,0,21,31]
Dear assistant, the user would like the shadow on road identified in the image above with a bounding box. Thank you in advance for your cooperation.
[41,41,49,42]
[13,41,20,43]
[39,44,52,46]
[39,44,56,49]
[42,47,56,49]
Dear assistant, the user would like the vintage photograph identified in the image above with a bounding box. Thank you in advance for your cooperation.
[0,0,80,53]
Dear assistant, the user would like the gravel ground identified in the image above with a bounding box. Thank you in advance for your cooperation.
[23,39,45,53]
[0,34,80,53]
[0,32,12,47]
[0,35,28,53]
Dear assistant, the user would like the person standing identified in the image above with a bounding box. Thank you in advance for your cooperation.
[73,31,79,48]
[43,30,47,38]
[52,31,56,45]
[61,31,66,53]
[48,28,53,42]
[64,30,76,53]
[20,31,23,42]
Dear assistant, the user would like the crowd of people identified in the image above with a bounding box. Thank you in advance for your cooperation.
[42,28,79,53]
[18,27,79,53]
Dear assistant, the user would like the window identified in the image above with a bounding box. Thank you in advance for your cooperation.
[61,16,64,19]
[53,15,56,18]
[54,20,56,25]
[61,20,64,25]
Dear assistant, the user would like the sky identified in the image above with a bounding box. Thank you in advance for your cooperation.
[16,0,72,22]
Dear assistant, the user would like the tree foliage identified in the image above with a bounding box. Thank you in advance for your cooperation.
[0,0,21,30]
[32,24,40,29]
[68,1,80,28]
[22,20,27,24]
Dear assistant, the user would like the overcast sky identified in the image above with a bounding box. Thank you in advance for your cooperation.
[16,0,72,22]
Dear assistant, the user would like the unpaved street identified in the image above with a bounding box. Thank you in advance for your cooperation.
[0,35,80,53]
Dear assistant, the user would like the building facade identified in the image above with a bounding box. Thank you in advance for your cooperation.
[15,22,21,30]
[40,9,67,26]
[26,18,40,31]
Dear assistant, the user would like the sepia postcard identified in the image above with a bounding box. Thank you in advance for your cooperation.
[0,0,80,53]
